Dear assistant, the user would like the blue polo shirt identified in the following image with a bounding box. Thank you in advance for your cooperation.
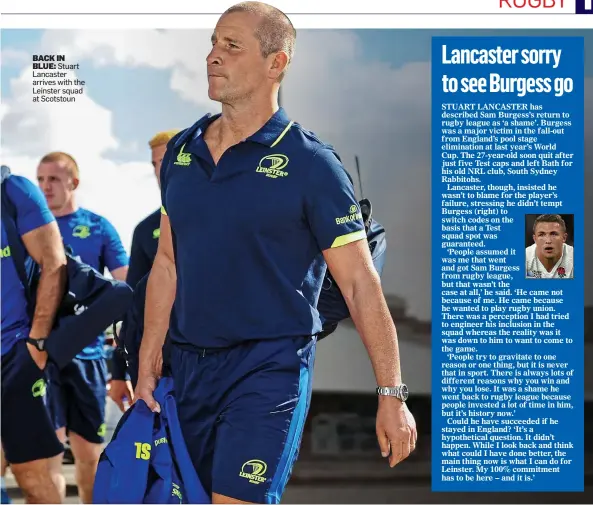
[160,107,366,349]
[1,175,55,356]
[127,208,161,288]
[56,208,129,360]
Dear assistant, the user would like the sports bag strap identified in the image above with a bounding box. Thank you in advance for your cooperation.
[161,383,209,503]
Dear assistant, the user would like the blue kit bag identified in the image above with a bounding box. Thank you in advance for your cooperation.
[93,377,209,504]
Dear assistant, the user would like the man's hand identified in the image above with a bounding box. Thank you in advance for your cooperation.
[376,397,417,467]
[108,379,134,412]
[26,342,48,370]
[133,358,163,413]
[133,212,176,415]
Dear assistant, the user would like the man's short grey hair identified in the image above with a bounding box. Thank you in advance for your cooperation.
[223,1,296,80]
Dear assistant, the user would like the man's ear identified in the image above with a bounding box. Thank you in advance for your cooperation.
[269,51,289,80]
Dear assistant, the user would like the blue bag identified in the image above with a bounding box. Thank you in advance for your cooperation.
[316,198,387,339]
[1,165,134,369]
[93,377,209,504]
[114,271,150,388]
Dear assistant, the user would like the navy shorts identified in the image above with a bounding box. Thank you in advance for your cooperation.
[170,335,316,504]
[1,340,64,464]
[46,357,108,443]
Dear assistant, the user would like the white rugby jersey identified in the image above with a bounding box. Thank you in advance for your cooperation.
[525,243,574,279]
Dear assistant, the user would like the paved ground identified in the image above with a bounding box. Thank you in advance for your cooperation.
[7,481,593,504]
[6,460,593,504]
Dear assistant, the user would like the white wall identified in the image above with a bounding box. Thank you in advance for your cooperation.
[312,323,592,402]
[312,321,432,394]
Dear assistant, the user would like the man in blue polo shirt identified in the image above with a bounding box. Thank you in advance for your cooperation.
[36,152,129,504]
[126,129,181,289]
[109,129,180,409]
[1,169,67,504]
[135,2,417,503]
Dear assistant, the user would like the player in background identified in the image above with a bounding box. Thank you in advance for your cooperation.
[36,152,129,504]
[126,130,181,289]
[108,129,180,409]
[1,169,67,503]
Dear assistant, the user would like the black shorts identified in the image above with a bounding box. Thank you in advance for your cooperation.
[1,340,64,464]
[45,357,108,444]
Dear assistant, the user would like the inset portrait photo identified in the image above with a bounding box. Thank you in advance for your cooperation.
[525,213,574,279]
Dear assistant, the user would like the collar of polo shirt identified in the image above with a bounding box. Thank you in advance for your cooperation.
[181,107,293,155]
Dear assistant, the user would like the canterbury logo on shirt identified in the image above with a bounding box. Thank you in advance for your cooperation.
[174,144,192,166]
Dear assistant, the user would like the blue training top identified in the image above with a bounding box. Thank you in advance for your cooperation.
[1,175,55,356]
[127,208,160,288]
[56,208,129,359]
